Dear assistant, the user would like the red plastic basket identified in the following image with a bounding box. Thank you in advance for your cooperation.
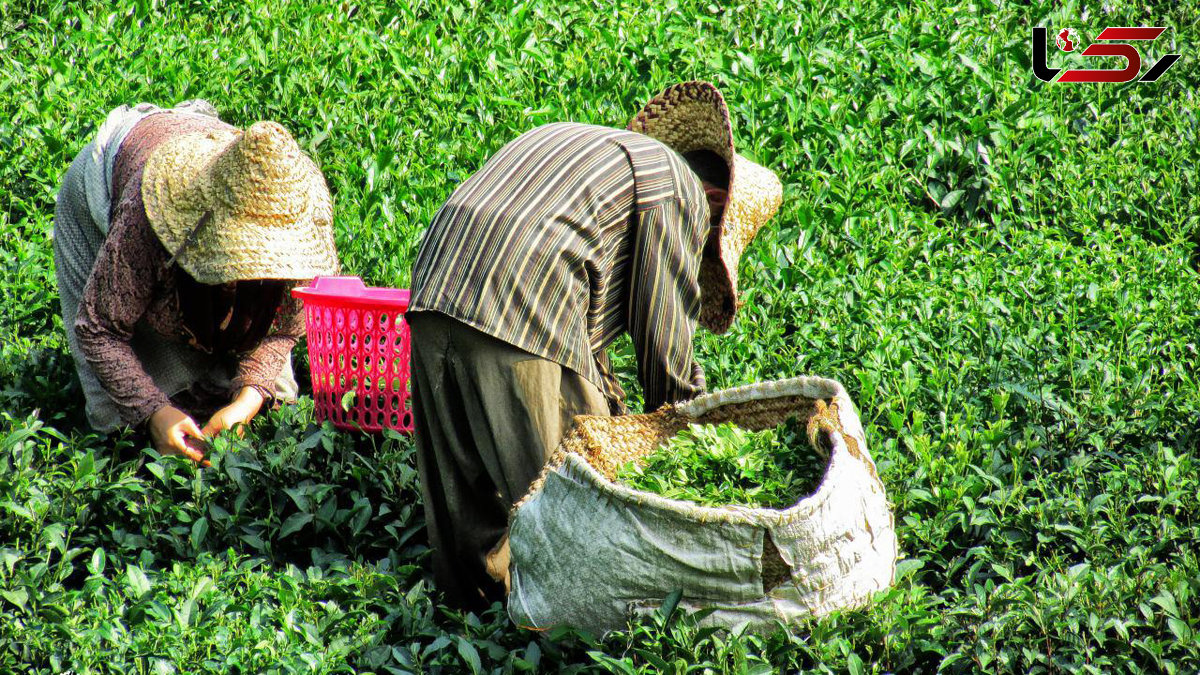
[291,276,413,433]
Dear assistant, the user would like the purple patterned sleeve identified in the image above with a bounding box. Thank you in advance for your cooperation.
[232,284,305,400]
[74,190,173,425]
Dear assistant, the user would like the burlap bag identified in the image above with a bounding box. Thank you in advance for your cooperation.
[502,376,896,634]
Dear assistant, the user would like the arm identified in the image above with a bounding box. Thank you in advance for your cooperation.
[203,284,305,436]
[75,193,209,461]
[626,195,709,411]
[74,197,175,426]
[231,284,304,402]
[593,349,631,416]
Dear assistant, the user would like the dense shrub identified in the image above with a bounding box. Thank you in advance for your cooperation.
[2,0,1198,672]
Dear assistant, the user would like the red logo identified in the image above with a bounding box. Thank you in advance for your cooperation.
[1057,28,1078,52]
[1032,26,1181,83]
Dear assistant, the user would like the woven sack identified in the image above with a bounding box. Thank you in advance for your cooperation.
[503,376,897,634]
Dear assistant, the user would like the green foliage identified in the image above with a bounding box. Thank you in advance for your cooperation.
[615,419,827,508]
[0,407,428,672]
[2,0,1200,672]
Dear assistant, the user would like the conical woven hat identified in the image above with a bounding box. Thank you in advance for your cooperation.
[628,82,782,333]
[142,121,339,284]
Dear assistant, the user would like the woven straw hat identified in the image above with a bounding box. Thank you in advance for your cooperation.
[628,82,783,333]
[142,121,339,284]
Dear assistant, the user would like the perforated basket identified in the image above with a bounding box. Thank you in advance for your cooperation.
[291,276,413,433]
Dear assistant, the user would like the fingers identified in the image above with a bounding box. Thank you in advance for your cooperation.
[182,417,207,442]
[158,416,211,467]
[200,410,224,437]
[179,438,207,463]
[165,434,210,468]
[182,436,213,468]
[179,418,211,467]
[147,407,215,467]
[200,418,244,438]
[201,405,239,438]
[201,419,234,439]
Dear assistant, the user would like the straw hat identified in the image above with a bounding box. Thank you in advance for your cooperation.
[628,82,782,333]
[142,121,339,284]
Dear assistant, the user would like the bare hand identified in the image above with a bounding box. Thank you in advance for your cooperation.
[201,387,265,438]
[148,405,209,465]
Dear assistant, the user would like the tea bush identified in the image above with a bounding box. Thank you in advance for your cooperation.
[2,0,1200,672]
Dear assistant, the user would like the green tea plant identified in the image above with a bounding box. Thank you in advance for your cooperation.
[615,419,827,508]
[3,0,1200,672]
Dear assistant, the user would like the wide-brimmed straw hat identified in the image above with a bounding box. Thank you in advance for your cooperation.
[628,82,782,334]
[142,121,339,284]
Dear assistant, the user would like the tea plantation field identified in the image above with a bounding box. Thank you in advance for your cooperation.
[2,0,1199,672]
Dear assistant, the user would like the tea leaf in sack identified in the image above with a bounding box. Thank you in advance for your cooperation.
[614,417,828,508]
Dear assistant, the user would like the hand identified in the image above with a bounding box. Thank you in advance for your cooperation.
[148,405,209,465]
[202,386,265,438]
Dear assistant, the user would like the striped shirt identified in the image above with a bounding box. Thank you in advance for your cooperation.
[409,122,709,412]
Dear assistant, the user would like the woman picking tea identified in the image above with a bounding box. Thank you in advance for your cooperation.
[54,102,339,462]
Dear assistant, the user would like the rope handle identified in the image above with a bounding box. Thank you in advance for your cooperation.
[805,399,838,460]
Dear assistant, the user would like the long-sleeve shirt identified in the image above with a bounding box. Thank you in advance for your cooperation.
[409,122,710,413]
[73,112,304,425]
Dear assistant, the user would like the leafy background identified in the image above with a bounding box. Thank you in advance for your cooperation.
[2,0,1199,672]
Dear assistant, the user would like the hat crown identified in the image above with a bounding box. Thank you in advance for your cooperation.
[213,121,310,220]
[141,118,339,284]
[238,122,299,172]
[629,81,733,162]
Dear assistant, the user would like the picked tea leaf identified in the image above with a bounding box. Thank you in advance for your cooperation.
[614,417,828,509]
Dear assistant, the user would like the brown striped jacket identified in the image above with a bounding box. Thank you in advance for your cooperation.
[409,122,709,412]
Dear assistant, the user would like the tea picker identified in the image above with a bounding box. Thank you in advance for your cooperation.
[54,102,339,464]
[403,81,784,611]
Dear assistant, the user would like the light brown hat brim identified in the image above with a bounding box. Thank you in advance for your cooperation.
[629,81,782,333]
